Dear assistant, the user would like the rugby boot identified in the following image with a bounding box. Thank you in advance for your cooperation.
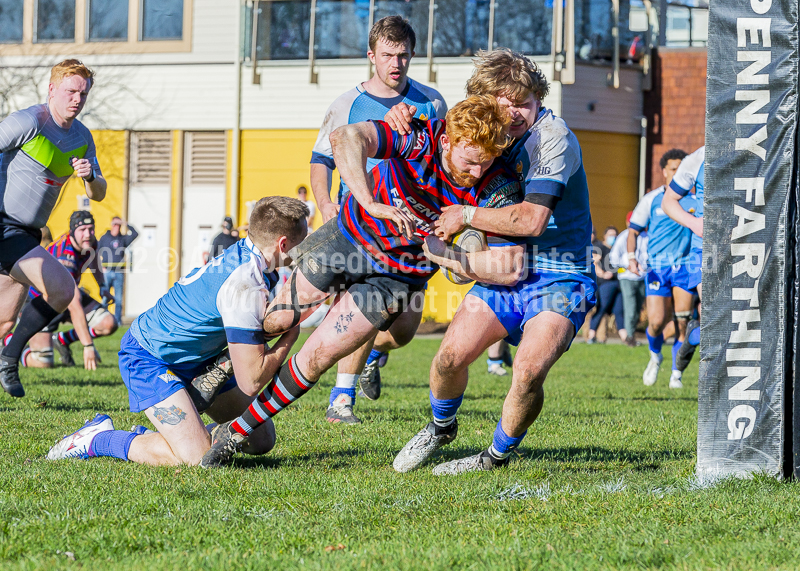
[669,370,684,390]
[432,449,509,476]
[200,421,247,468]
[0,357,24,397]
[51,333,75,367]
[675,319,700,372]
[500,343,514,368]
[326,393,362,424]
[357,360,382,401]
[642,350,663,386]
[393,420,458,473]
[487,359,508,376]
[188,351,233,412]
[46,414,114,460]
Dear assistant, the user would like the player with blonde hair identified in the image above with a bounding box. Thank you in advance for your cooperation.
[0,59,106,397]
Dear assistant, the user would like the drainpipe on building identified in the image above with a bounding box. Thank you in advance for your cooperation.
[638,116,648,199]
[231,1,244,225]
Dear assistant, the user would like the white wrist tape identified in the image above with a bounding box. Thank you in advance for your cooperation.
[462,205,477,226]
[626,252,636,261]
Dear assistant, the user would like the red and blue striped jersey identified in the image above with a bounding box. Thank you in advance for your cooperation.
[29,233,93,298]
[337,119,521,284]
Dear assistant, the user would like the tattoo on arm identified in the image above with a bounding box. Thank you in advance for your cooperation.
[152,405,187,425]
[334,312,354,334]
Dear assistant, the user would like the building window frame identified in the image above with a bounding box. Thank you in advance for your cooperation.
[1,0,192,54]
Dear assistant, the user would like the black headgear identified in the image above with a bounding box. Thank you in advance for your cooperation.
[69,210,95,236]
[222,216,234,231]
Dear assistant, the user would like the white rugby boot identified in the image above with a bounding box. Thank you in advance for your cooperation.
[669,370,684,389]
[47,414,114,460]
[643,351,663,386]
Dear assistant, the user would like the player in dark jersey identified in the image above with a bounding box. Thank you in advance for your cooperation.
[200,95,526,467]
[311,16,447,421]
[2,211,118,369]
[0,60,107,396]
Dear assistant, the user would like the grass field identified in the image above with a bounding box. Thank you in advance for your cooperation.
[1,328,798,570]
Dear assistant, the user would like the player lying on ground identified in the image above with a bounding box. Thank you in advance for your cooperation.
[199,95,526,468]
[310,16,448,420]
[660,145,705,375]
[0,59,106,397]
[46,197,307,466]
[626,149,696,389]
[386,48,597,475]
[3,211,117,369]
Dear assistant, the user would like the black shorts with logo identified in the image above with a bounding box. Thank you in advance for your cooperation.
[0,213,42,276]
[289,219,425,331]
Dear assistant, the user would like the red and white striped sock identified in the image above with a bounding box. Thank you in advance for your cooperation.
[231,355,316,436]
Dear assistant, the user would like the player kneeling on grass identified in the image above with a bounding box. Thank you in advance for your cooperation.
[387,49,597,475]
[3,211,117,370]
[199,95,526,468]
[46,197,307,466]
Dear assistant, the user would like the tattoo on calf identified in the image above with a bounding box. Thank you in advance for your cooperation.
[153,405,187,425]
[334,312,355,334]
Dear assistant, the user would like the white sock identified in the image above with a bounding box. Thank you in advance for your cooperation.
[335,373,359,389]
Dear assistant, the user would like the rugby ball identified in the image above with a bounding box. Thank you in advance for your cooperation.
[442,227,488,285]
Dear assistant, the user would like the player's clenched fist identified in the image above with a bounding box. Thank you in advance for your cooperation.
[71,157,94,180]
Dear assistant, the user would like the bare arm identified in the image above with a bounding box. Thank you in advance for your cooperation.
[310,163,339,223]
[65,285,98,370]
[423,239,525,286]
[227,327,300,396]
[662,187,703,238]
[435,202,552,241]
[71,157,107,201]
[626,228,642,275]
[329,122,416,238]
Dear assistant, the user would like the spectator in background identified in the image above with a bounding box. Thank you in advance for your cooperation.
[610,212,647,347]
[98,216,138,324]
[207,216,238,261]
[297,186,316,231]
[587,226,627,344]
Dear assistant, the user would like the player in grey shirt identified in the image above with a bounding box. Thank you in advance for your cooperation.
[0,59,107,397]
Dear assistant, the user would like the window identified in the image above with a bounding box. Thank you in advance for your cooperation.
[493,0,551,56]
[88,0,128,41]
[0,0,24,43]
[374,0,429,56]
[141,0,183,41]
[433,0,489,57]
[314,0,370,59]
[36,0,76,42]
[251,1,311,61]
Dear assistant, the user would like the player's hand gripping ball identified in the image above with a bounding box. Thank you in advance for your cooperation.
[441,227,488,285]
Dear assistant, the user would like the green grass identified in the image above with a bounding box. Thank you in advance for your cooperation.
[1,328,799,570]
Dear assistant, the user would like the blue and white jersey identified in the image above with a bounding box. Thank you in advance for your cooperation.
[129,237,279,365]
[669,145,705,252]
[502,108,593,275]
[310,79,447,202]
[628,185,698,269]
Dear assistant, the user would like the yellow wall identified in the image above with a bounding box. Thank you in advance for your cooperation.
[46,129,127,300]
[574,130,641,235]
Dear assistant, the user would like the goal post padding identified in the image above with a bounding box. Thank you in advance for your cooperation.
[698,0,798,477]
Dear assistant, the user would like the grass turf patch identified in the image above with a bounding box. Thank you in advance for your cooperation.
[1,329,798,570]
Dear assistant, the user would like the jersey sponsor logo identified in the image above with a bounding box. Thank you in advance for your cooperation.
[413,132,426,151]
[648,280,661,291]
[158,370,180,384]
[533,166,551,176]
[37,176,64,187]
[419,113,429,121]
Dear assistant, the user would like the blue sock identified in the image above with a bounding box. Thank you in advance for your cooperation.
[329,386,356,405]
[366,349,383,365]
[430,391,463,427]
[489,419,527,459]
[672,340,683,370]
[89,430,137,461]
[487,358,503,368]
[688,326,700,346]
[646,330,664,353]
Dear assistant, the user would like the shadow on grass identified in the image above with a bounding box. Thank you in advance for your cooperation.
[232,449,363,470]
[432,445,692,471]
[35,377,123,388]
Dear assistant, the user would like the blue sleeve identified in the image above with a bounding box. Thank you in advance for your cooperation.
[310,151,336,169]
[525,178,565,198]
[225,327,266,345]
